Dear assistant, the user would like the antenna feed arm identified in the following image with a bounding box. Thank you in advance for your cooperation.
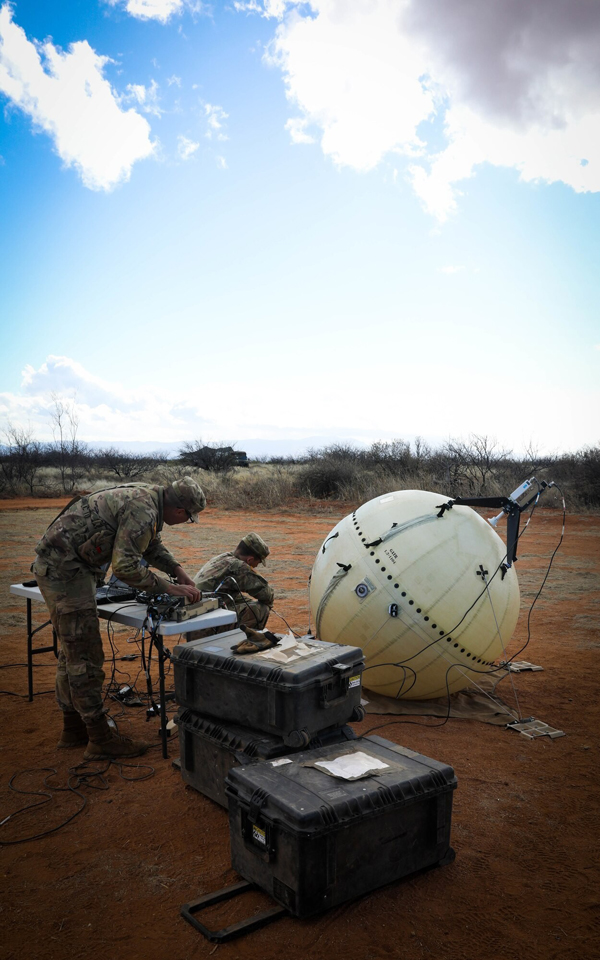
[437,478,553,567]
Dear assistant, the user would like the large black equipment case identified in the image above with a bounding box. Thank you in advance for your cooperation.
[175,708,357,808]
[225,735,457,918]
[171,630,365,746]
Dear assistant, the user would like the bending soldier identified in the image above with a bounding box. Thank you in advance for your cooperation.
[32,477,205,760]
[193,533,273,631]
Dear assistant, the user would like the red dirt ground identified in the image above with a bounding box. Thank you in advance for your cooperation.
[0,501,598,960]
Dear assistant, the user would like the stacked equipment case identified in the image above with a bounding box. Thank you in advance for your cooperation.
[173,628,457,933]
[171,628,366,807]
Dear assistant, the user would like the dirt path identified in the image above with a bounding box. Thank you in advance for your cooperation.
[0,505,598,960]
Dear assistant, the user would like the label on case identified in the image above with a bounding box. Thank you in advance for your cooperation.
[349,675,361,688]
[252,824,267,846]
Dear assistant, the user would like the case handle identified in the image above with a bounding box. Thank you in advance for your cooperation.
[181,881,286,943]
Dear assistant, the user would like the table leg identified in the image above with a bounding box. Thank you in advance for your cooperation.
[27,598,33,703]
[157,637,168,760]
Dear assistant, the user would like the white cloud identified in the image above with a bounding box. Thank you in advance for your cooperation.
[0,356,215,443]
[233,1,287,16]
[1,354,597,452]
[166,74,182,86]
[216,154,227,168]
[21,357,137,409]
[265,1,432,172]
[203,101,228,140]
[105,0,184,23]
[244,0,600,219]
[124,79,163,116]
[285,116,314,144]
[105,0,209,23]
[178,134,199,158]
[0,4,155,191]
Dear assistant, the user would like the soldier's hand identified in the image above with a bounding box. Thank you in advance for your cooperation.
[166,582,201,603]
[173,565,197,588]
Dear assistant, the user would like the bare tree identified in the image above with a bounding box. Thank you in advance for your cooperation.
[413,436,432,469]
[0,422,43,496]
[50,394,87,493]
[443,434,512,495]
[97,447,164,480]
[522,440,542,474]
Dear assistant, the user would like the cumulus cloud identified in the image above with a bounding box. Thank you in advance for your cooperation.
[177,133,199,158]
[0,356,216,443]
[0,4,155,191]
[104,0,208,23]
[104,0,184,23]
[21,357,137,410]
[265,1,432,172]
[246,0,600,219]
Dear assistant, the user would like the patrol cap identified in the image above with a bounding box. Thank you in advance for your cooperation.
[242,532,270,565]
[170,476,206,522]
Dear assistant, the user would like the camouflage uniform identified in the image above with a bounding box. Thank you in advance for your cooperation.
[193,552,274,631]
[32,484,182,723]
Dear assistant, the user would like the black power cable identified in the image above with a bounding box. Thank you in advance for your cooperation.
[0,759,156,846]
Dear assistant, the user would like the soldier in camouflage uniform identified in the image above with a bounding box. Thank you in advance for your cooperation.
[193,533,273,632]
[32,477,205,759]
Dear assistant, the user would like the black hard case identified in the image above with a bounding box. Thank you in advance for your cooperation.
[225,735,457,918]
[171,631,364,746]
[175,708,357,808]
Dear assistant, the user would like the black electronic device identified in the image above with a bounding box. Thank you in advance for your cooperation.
[95,574,137,604]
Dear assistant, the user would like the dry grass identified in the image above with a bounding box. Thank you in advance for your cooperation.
[1,453,596,513]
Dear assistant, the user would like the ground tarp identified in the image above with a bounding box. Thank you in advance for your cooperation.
[362,672,520,726]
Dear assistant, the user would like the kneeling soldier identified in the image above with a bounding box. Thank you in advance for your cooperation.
[193,533,273,631]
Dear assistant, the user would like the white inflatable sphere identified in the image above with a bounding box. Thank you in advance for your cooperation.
[309,490,520,700]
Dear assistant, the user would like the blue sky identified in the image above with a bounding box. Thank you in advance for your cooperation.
[0,0,599,455]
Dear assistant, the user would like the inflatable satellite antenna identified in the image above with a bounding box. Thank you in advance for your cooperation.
[309,479,553,701]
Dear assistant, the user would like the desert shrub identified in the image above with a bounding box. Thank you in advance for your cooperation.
[0,425,45,496]
[94,448,166,480]
[298,457,362,499]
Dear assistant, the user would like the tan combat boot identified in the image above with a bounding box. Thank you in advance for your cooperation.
[58,710,89,748]
[83,716,150,760]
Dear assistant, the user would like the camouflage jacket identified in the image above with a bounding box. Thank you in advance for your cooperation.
[34,484,180,592]
[194,552,274,606]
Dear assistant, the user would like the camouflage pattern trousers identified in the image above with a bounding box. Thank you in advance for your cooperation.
[187,597,271,641]
[33,561,106,723]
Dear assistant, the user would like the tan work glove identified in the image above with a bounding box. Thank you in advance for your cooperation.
[232,625,281,655]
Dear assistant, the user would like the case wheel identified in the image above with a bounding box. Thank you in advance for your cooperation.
[351,705,366,722]
[284,729,311,748]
